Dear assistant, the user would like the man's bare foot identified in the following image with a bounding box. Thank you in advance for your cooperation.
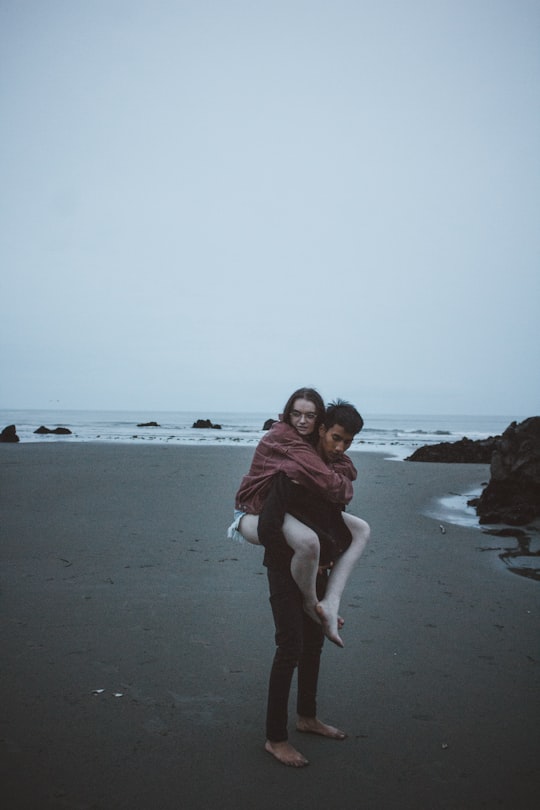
[315,602,344,647]
[265,739,309,767]
[296,716,347,740]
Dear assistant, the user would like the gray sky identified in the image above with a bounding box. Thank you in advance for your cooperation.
[1,0,539,415]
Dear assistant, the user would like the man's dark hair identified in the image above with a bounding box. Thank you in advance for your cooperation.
[324,399,364,435]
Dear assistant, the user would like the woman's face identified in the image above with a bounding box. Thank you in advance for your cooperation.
[289,397,318,438]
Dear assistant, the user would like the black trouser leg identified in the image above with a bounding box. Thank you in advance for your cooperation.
[265,568,325,742]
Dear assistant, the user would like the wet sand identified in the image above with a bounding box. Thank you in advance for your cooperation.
[1,443,539,809]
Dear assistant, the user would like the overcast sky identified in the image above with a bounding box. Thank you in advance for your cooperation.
[1,0,538,416]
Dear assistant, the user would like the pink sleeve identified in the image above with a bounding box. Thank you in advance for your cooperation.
[330,454,357,482]
[268,425,355,503]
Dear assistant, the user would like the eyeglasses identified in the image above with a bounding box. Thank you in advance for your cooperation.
[290,410,317,421]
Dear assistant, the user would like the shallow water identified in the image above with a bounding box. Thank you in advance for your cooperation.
[425,490,540,582]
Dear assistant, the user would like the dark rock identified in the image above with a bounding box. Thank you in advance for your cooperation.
[137,421,160,427]
[192,419,221,430]
[0,424,19,443]
[474,417,540,525]
[405,436,498,463]
[263,419,277,430]
[34,426,72,435]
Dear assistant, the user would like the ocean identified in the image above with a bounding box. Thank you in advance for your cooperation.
[0,409,522,460]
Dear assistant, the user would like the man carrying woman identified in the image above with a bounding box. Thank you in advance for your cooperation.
[228,388,370,766]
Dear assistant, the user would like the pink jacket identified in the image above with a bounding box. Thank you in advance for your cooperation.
[235,421,357,514]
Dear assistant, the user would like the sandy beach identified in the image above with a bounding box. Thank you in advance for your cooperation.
[1,443,538,810]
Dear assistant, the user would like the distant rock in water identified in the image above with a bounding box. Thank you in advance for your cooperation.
[0,424,19,443]
[263,419,277,430]
[405,436,499,463]
[137,421,160,427]
[472,417,540,526]
[34,426,72,435]
[192,418,221,430]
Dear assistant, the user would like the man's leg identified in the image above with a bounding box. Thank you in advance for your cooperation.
[316,514,370,646]
[296,575,347,740]
[265,568,310,767]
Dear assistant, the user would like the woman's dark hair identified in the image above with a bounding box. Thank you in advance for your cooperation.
[282,387,325,444]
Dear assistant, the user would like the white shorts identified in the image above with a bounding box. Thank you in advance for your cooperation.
[227,509,247,543]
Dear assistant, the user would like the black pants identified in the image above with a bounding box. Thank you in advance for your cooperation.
[265,567,327,742]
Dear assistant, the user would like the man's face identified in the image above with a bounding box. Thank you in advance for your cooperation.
[318,423,354,462]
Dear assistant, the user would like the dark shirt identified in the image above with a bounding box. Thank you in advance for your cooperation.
[258,472,352,571]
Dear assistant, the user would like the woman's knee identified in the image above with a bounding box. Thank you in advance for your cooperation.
[343,513,371,544]
[282,516,319,557]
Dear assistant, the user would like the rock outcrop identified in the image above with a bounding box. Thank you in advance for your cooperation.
[263,419,277,430]
[137,421,160,427]
[472,417,540,525]
[34,426,72,435]
[192,419,221,430]
[405,436,498,463]
[0,424,19,442]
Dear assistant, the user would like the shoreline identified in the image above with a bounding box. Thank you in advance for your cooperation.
[1,444,539,808]
[1,409,520,461]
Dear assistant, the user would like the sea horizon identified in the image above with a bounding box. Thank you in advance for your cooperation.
[0,407,529,460]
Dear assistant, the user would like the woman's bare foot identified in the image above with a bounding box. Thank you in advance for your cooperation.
[265,740,309,767]
[302,601,322,625]
[302,604,344,636]
[315,602,344,647]
[296,716,347,740]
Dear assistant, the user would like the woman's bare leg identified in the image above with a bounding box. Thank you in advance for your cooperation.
[239,514,321,623]
[239,512,350,645]
[237,514,262,545]
[282,514,320,623]
[317,515,370,647]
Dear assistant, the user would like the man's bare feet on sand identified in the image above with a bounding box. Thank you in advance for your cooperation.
[296,716,347,740]
[265,740,309,767]
[315,602,344,647]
